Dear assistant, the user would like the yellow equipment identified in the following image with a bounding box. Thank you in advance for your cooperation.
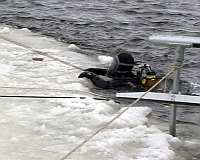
[140,64,158,87]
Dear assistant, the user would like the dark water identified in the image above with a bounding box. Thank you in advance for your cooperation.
[1,0,200,81]
[0,0,200,130]
[1,0,199,53]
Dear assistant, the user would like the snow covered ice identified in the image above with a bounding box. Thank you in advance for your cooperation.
[0,24,195,160]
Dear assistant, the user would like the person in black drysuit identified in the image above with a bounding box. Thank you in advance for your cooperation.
[78,53,141,90]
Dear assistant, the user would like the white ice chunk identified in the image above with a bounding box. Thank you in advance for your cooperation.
[68,44,79,50]
[9,137,19,143]
[98,55,113,65]
[0,27,10,33]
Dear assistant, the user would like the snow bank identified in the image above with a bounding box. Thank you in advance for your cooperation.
[0,25,185,160]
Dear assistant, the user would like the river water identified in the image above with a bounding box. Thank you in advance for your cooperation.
[0,0,200,159]
[1,0,200,88]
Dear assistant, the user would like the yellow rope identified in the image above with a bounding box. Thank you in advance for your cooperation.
[61,65,177,160]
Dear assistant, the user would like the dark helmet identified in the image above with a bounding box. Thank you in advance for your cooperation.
[106,53,135,77]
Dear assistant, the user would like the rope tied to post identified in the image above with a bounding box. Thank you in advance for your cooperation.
[0,34,182,158]
[164,63,183,93]
[61,64,178,160]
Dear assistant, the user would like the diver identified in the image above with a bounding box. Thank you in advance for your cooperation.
[78,52,157,90]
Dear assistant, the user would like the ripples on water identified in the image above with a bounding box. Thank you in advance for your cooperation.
[1,1,199,81]
[0,0,200,119]
[0,0,200,158]
[0,0,200,111]
[0,0,199,54]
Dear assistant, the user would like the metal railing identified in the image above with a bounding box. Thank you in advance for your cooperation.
[149,35,200,136]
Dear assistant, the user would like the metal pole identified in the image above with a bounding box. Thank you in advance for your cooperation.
[148,35,200,136]
[170,46,185,136]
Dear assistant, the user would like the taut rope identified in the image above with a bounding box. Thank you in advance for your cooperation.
[0,35,84,70]
[61,65,177,160]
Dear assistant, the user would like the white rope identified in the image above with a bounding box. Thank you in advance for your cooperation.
[61,65,177,160]
[0,35,180,159]
[164,63,183,93]
[0,86,106,98]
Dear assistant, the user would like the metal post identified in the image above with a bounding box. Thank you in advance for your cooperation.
[170,46,185,136]
[147,35,200,136]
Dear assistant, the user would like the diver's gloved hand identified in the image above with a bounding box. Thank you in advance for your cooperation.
[78,71,96,79]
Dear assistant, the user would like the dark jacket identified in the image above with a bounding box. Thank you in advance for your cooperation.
[79,68,140,89]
